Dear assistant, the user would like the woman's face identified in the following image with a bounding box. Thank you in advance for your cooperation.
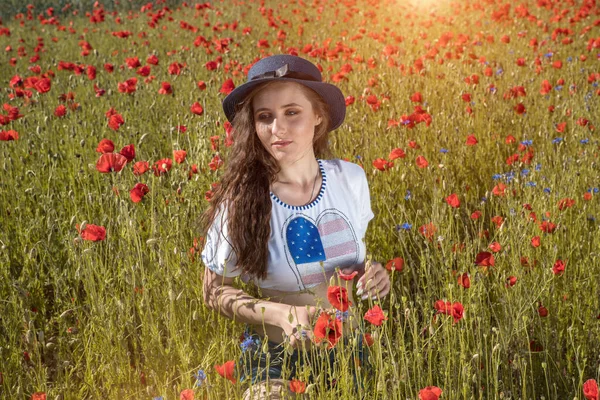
[252,81,322,164]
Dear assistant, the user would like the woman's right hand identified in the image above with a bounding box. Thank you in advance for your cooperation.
[278,305,318,349]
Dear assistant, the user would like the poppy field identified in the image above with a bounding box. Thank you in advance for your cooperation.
[1,0,599,399]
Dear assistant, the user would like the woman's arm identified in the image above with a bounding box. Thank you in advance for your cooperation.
[202,267,283,327]
[202,267,318,346]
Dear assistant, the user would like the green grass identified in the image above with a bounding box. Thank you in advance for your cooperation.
[0,0,599,398]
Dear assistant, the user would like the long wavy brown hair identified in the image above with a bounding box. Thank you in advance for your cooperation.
[199,81,334,280]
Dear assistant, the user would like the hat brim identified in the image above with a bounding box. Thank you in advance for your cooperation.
[222,77,346,132]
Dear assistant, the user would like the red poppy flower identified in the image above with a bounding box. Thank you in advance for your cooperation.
[410,140,421,149]
[108,113,124,131]
[190,102,204,115]
[96,138,114,153]
[492,183,506,196]
[168,62,184,75]
[385,257,404,272]
[31,393,46,400]
[0,130,19,141]
[327,286,351,312]
[179,389,193,400]
[552,259,565,276]
[488,242,501,252]
[125,57,141,69]
[435,301,464,324]
[465,135,478,146]
[445,193,460,208]
[80,224,106,241]
[531,236,541,247]
[209,154,223,171]
[461,93,472,102]
[540,80,552,95]
[457,272,470,289]
[220,78,235,95]
[364,305,387,326]
[470,210,482,220]
[118,77,137,94]
[130,183,149,203]
[514,103,526,114]
[410,92,423,103]
[214,360,236,384]
[388,148,406,160]
[345,95,355,106]
[419,386,442,400]
[136,65,151,77]
[538,305,548,317]
[197,81,206,90]
[133,161,149,176]
[313,311,343,349]
[506,276,517,287]
[373,158,393,171]
[153,158,173,176]
[289,378,306,394]
[475,252,495,268]
[557,198,575,210]
[173,150,187,164]
[54,104,67,117]
[96,153,127,173]
[415,155,428,168]
[119,144,135,162]
[147,54,158,65]
[34,78,51,93]
[363,333,374,347]
[157,81,172,95]
[540,221,557,233]
[338,269,358,281]
[419,222,437,241]
[583,379,598,400]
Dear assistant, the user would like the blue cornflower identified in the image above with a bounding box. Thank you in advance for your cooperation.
[496,68,504,75]
[336,310,349,322]
[194,369,207,387]
[399,223,412,231]
[356,155,362,160]
[535,163,542,171]
[440,148,449,153]
[567,56,573,62]
[481,197,488,203]
[554,85,563,91]
[544,52,553,58]
[405,190,412,200]
[587,215,596,222]
[543,188,551,194]
[552,137,563,144]
[525,181,537,187]
[489,87,497,94]
[240,335,256,353]
[521,169,530,176]
[492,174,503,180]
[153,397,164,400]
[593,188,599,194]
[521,140,533,146]
[581,139,589,144]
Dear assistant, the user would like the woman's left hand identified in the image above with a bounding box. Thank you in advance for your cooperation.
[344,260,391,301]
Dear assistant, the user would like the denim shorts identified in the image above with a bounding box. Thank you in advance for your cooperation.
[235,325,371,391]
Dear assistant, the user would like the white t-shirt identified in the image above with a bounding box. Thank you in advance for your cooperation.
[201,158,375,292]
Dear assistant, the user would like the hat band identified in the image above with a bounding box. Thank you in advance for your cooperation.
[250,63,320,82]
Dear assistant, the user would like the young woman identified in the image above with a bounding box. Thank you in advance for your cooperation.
[200,55,391,399]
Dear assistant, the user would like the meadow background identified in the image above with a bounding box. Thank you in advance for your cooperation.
[0,0,599,398]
